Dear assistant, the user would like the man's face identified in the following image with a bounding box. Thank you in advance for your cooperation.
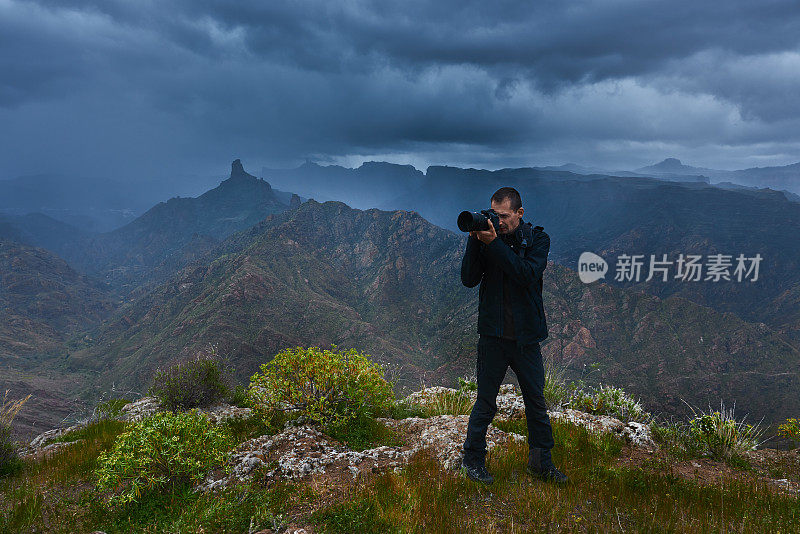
[490,198,524,234]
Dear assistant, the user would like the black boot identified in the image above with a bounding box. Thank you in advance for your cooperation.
[527,447,569,484]
[461,459,494,485]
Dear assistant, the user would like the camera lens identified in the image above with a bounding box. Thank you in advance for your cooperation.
[458,211,476,232]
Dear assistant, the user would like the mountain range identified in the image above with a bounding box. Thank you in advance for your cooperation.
[2,157,797,237]
[2,158,799,439]
[264,162,800,344]
[64,197,799,427]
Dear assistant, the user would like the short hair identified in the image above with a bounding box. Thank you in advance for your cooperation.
[491,187,522,211]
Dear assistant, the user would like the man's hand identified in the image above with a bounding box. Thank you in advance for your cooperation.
[470,219,497,245]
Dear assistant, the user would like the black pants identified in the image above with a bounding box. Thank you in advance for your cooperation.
[462,335,554,466]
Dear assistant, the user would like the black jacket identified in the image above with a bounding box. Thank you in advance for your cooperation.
[461,220,550,346]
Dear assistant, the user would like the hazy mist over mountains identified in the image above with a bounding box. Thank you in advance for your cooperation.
[2,157,798,235]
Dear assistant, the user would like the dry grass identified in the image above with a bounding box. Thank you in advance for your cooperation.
[0,391,31,428]
[311,419,800,533]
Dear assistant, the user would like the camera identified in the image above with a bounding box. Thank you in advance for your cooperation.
[457,209,500,232]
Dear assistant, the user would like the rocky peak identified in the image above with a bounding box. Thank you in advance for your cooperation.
[230,159,246,178]
[227,159,263,184]
[654,157,684,170]
[210,159,274,197]
[289,193,302,209]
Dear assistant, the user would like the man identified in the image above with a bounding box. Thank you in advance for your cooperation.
[459,186,568,485]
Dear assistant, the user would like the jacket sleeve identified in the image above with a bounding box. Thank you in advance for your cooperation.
[461,235,485,288]
[484,231,550,287]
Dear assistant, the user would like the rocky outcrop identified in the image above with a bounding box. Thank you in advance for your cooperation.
[401,384,525,420]
[198,424,413,492]
[119,396,253,423]
[21,397,252,458]
[16,423,85,458]
[20,386,655,470]
[382,414,525,470]
[199,414,525,491]
[119,396,162,421]
[549,409,656,449]
[401,385,656,448]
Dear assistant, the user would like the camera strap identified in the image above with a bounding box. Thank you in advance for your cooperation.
[515,224,532,258]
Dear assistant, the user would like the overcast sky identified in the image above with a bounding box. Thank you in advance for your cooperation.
[2,0,800,181]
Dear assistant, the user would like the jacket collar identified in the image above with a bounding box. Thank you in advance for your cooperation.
[500,218,531,247]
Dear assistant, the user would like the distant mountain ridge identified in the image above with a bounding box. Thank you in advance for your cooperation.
[635,157,715,176]
[0,212,88,260]
[264,157,800,206]
[0,239,117,437]
[62,160,294,296]
[260,161,800,344]
[262,160,425,211]
[635,158,800,196]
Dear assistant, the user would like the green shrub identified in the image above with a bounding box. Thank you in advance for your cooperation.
[149,352,231,410]
[95,410,233,505]
[326,412,405,451]
[569,384,650,423]
[649,419,702,458]
[229,384,250,408]
[0,423,22,478]
[456,376,477,392]
[687,404,764,460]
[247,345,395,435]
[777,418,800,448]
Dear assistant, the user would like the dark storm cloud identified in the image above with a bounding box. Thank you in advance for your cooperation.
[2,0,800,180]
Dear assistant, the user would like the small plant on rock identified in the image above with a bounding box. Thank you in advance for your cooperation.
[457,376,477,392]
[95,410,233,505]
[229,384,251,408]
[649,418,702,458]
[91,398,131,422]
[570,384,650,423]
[247,345,395,437]
[149,350,231,410]
[686,402,764,461]
[425,389,475,417]
[777,418,800,448]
